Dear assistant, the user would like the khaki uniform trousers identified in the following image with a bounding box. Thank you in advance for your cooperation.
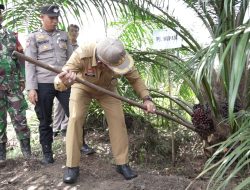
[66,87,129,167]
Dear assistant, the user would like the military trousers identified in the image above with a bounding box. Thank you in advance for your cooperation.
[66,87,129,167]
[0,88,30,143]
[35,83,70,145]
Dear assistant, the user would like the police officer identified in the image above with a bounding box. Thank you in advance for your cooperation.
[54,38,156,183]
[68,24,79,51]
[0,4,31,164]
[25,4,73,164]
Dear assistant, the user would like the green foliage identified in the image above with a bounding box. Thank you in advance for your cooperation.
[179,82,197,103]
[182,1,250,189]
[2,0,250,188]
[0,0,108,31]
[188,112,250,190]
[110,1,250,188]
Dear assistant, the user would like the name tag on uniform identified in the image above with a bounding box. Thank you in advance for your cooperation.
[37,40,49,45]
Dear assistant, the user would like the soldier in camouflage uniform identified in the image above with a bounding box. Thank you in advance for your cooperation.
[0,4,31,164]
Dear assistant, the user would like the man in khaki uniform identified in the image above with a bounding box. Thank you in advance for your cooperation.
[54,38,156,184]
[53,24,95,155]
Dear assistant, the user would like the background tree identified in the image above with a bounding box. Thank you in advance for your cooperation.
[1,0,250,189]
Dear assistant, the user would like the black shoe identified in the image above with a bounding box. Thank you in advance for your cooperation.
[0,143,6,166]
[116,164,138,180]
[41,153,54,165]
[63,167,79,184]
[41,144,54,165]
[81,144,95,155]
[20,139,31,159]
[0,143,6,161]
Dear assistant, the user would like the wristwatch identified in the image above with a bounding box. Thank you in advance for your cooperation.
[143,95,153,102]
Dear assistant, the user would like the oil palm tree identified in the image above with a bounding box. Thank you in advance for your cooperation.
[1,0,250,189]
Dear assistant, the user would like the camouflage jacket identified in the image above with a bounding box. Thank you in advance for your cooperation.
[0,27,25,90]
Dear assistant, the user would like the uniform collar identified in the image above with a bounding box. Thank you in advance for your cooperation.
[40,28,59,36]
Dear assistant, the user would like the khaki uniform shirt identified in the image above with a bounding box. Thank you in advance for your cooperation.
[55,41,149,99]
[25,28,73,90]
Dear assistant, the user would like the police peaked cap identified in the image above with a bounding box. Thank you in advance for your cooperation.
[40,4,60,16]
[0,4,5,10]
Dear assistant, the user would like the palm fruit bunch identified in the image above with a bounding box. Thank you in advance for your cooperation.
[191,104,214,139]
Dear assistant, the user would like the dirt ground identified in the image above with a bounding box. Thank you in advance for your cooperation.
[0,150,208,190]
[1,110,208,190]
